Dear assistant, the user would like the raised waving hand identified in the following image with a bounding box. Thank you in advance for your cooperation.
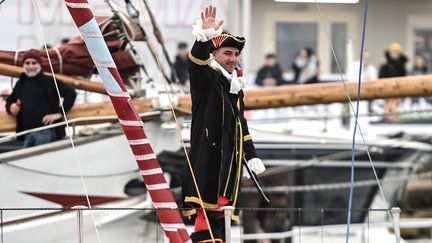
[201,5,224,30]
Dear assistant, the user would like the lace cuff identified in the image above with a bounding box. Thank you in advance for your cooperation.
[192,19,223,42]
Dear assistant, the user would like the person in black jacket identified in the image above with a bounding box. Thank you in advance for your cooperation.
[255,53,285,86]
[173,42,190,86]
[378,43,408,78]
[5,49,76,147]
[182,6,265,243]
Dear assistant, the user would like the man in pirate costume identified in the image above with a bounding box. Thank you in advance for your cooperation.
[182,6,265,242]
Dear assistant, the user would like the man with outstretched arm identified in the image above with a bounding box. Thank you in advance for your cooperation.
[5,49,76,147]
[182,5,265,242]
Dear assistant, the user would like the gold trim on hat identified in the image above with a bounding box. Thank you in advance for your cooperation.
[215,33,246,43]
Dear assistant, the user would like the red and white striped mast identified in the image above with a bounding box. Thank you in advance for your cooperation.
[64,1,191,242]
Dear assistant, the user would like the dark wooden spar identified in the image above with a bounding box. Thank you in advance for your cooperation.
[1,74,432,132]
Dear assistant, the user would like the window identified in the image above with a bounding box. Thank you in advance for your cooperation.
[414,29,432,71]
[331,23,347,73]
[276,22,318,72]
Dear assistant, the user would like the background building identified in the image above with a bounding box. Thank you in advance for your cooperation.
[0,0,431,79]
[227,0,432,78]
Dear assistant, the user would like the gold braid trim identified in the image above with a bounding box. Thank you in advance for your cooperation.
[243,134,252,142]
[188,52,211,66]
[182,208,196,217]
[197,239,224,243]
[185,196,219,208]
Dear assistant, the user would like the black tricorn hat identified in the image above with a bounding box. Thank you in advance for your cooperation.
[211,33,246,52]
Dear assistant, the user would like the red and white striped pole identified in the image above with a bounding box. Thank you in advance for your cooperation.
[64,1,190,242]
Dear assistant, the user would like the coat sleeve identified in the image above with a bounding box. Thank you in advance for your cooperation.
[56,80,77,113]
[5,81,20,115]
[239,92,258,160]
[188,40,215,90]
[254,68,265,86]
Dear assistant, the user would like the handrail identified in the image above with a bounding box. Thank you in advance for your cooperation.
[0,111,161,144]
[236,217,432,241]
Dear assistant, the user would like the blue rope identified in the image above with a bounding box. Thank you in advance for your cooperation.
[0,0,5,4]
[346,1,369,243]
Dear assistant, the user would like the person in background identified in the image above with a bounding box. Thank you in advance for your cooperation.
[378,43,408,122]
[254,53,285,86]
[5,49,76,148]
[343,52,377,130]
[378,42,408,78]
[292,47,319,84]
[173,42,190,86]
[411,54,428,76]
[347,51,378,81]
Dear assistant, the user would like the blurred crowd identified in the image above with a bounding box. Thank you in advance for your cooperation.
[172,41,430,88]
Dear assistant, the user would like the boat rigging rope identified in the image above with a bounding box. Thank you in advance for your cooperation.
[114,0,176,86]
[141,0,180,84]
[0,0,5,5]
[242,171,432,193]
[104,0,153,87]
[346,2,373,242]
[3,163,139,178]
[137,2,217,240]
[136,2,217,242]
[64,1,190,242]
[313,1,399,243]
[30,1,103,242]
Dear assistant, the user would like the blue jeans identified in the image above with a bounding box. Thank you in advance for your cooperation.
[23,129,57,148]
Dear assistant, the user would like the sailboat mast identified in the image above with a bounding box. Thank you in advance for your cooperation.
[64,1,190,242]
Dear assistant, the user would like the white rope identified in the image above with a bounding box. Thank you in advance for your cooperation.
[242,171,432,193]
[313,2,396,238]
[137,2,218,242]
[51,47,63,74]
[30,1,102,242]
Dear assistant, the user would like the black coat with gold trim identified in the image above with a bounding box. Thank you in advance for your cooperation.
[182,40,257,220]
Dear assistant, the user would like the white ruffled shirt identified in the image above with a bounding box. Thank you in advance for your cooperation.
[209,60,246,94]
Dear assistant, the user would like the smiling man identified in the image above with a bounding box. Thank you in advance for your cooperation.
[5,49,76,148]
[182,6,265,242]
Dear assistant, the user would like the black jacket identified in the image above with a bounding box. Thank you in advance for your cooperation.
[255,64,285,86]
[182,40,257,220]
[378,51,408,78]
[173,55,189,85]
[5,71,77,140]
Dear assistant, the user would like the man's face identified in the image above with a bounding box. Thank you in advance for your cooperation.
[212,47,240,73]
[265,57,276,67]
[178,47,188,58]
[389,49,401,60]
[23,58,42,78]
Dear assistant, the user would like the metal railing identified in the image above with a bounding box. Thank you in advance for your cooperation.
[0,110,161,144]
[0,206,430,243]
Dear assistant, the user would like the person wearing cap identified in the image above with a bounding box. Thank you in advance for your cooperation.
[5,49,76,148]
[378,42,408,78]
[182,6,265,242]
